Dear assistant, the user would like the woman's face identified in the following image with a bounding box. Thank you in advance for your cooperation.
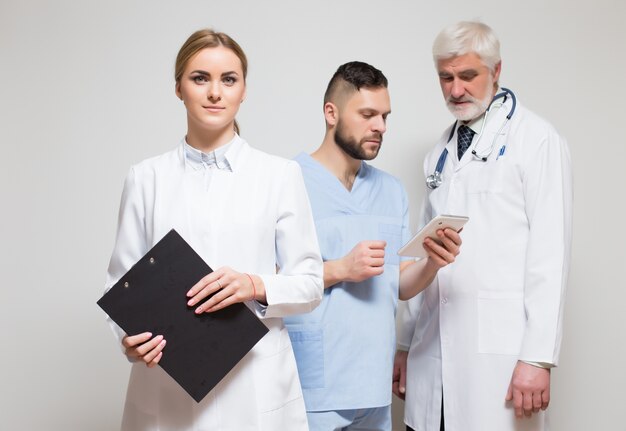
[176,46,246,135]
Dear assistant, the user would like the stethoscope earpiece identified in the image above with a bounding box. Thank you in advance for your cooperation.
[471,150,488,162]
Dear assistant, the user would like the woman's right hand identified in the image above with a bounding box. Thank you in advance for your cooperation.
[121,332,166,368]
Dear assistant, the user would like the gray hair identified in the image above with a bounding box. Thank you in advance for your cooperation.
[432,21,501,72]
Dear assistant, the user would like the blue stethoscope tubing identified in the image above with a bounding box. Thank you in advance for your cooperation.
[425,88,517,190]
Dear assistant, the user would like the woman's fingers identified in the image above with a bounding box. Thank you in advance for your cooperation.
[187,268,230,300]
[187,269,231,306]
[122,332,153,349]
[143,338,166,366]
[135,335,164,357]
[122,333,166,367]
[148,352,163,368]
[195,285,233,313]
[194,268,255,313]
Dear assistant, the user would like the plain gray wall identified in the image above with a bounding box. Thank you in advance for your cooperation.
[1,0,624,429]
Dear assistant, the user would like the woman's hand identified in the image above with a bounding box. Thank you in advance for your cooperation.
[122,332,166,367]
[186,267,266,313]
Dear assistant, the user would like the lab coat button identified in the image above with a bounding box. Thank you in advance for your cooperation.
[149,257,155,264]
[124,282,129,288]
[441,298,448,304]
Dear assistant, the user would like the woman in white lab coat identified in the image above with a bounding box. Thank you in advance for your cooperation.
[104,29,323,431]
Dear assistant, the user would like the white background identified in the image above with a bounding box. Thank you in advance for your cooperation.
[1,0,624,429]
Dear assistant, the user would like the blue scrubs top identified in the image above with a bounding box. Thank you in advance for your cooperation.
[284,153,411,411]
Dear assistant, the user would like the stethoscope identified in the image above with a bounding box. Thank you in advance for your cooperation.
[426,88,517,190]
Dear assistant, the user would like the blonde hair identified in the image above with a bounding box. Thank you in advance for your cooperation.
[175,29,248,135]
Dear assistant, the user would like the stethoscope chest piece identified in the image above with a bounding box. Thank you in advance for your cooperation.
[426,171,443,189]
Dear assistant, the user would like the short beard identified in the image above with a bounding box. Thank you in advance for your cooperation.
[334,119,381,161]
[446,90,492,122]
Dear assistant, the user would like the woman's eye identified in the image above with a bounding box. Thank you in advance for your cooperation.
[223,76,237,85]
[193,76,208,84]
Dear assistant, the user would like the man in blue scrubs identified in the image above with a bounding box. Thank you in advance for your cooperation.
[284,62,462,431]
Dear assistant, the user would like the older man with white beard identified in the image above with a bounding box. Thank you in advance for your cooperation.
[393,21,572,431]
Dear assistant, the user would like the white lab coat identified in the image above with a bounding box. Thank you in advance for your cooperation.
[398,97,572,431]
[104,136,323,431]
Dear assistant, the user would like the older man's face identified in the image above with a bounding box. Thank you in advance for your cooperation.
[437,52,500,122]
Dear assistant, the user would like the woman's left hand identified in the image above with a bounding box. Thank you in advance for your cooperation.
[186,267,265,313]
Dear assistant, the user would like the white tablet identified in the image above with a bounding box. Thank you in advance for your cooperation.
[397,214,469,258]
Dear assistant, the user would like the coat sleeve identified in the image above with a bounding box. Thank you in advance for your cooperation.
[257,161,324,318]
[103,167,148,350]
[519,126,572,365]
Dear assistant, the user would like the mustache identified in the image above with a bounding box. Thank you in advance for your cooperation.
[362,133,383,143]
[447,95,478,104]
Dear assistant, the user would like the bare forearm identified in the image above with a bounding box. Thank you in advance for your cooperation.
[399,258,439,300]
[399,229,462,300]
[323,259,346,289]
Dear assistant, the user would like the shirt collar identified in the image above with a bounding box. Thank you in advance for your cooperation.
[182,134,244,172]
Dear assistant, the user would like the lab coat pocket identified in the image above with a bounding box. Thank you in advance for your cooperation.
[287,328,325,389]
[254,342,304,413]
[477,290,525,355]
[379,223,402,265]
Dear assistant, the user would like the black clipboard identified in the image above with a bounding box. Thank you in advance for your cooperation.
[97,229,269,402]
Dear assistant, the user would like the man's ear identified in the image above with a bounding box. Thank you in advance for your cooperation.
[492,61,502,84]
[324,102,339,126]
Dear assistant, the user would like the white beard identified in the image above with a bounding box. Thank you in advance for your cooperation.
[446,91,492,122]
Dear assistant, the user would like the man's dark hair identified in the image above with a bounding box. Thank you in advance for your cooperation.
[323,61,388,105]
